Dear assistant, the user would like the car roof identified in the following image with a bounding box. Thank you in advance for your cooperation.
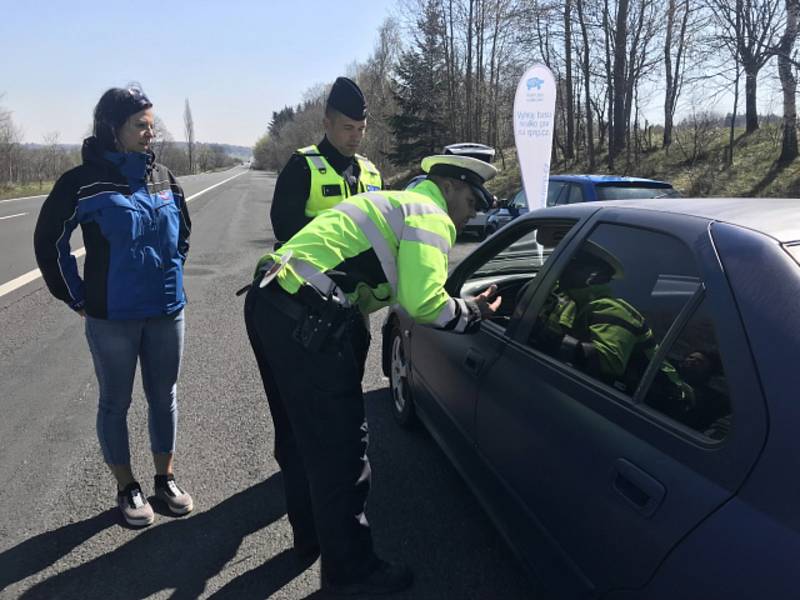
[549,174,672,186]
[529,197,800,243]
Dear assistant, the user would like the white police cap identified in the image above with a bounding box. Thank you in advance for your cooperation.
[421,154,499,210]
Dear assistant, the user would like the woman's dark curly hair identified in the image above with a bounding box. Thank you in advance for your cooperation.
[92,83,153,151]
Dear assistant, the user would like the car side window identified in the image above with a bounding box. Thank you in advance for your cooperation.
[460,221,576,331]
[565,184,584,204]
[642,298,732,439]
[527,224,714,408]
[546,182,566,207]
[511,190,527,209]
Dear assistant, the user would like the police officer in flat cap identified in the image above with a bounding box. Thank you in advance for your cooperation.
[268,77,383,386]
[244,153,501,595]
[270,76,383,245]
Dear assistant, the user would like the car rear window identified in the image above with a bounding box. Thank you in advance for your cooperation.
[595,184,679,201]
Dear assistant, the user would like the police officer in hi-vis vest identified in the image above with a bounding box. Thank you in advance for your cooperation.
[270,76,382,246]
[269,77,382,382]
[245,154,502,596]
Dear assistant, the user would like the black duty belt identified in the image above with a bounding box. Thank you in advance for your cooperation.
[263,285,307,321]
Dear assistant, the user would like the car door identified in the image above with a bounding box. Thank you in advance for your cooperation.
[409,217,581,447]
[474,209,767,596]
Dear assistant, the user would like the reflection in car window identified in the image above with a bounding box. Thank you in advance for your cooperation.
[643,298,732,439]
[595,184,679,201]
[528,224,702,402]
[462,222,576,328]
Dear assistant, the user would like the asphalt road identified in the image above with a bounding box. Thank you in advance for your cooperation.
[0,169,536,599]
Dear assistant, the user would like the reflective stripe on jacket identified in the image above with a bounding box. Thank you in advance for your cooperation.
[260,179,475,332]
[297,145,383,217]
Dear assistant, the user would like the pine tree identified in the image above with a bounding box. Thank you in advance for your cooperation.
[389,0,450,165]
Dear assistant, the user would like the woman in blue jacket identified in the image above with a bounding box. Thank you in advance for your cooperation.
[34,85,193,527]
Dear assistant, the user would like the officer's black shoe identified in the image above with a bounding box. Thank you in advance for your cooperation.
[322,559,413,596]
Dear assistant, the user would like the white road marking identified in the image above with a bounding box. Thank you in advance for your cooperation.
[185,170,247,203]
[0,212,28,221]
[0,170,247,299]
[0,194,47,204]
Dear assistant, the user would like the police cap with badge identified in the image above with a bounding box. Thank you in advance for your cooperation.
[327,77,367,120]
[421,154,499,211]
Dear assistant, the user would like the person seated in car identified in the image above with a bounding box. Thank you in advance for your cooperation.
[534,242,694,410]
[676,350,731,430]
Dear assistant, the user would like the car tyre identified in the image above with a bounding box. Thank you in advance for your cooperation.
[389,324,416,427]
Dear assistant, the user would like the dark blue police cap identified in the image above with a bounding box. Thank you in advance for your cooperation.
[326,77,367,120]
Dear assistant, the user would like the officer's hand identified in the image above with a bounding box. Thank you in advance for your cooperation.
[473,284,502,318]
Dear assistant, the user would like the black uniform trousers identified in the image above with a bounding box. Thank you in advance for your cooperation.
[244,283,376,583]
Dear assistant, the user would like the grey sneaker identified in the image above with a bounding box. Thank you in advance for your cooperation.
[117,482,154,527]
[154,475,193,515]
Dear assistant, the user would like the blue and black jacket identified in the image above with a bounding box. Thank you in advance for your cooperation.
[34,137,191,319]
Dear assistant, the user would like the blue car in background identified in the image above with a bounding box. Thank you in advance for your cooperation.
[383,197,800,598]
[475,175,679,239]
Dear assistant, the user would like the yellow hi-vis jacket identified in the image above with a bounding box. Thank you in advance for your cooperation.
[258,179,478,332]
[297,145,383,217]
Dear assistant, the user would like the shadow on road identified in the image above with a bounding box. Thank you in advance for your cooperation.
[207,548,316,599]
[0,509,118,594]
[5,388,532,599]
[10,474,289,600]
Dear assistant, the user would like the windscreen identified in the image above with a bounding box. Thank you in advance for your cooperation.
[595,183,680,201]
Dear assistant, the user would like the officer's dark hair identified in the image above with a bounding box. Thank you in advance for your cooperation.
[93,84,153,152]
[324,106,363,122]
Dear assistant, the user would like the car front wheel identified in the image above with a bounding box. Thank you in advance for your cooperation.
[389,325,416,427]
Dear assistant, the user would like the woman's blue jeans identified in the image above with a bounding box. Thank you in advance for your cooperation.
[84,310,184,465]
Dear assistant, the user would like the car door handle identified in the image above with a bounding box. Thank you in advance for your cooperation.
[612,458,666,518]
[464,349,485,376]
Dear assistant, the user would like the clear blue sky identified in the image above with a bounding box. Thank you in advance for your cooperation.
[1,0,397,147]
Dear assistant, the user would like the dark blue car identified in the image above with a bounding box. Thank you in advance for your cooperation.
[382,197,800,598]
[476,175,679,239]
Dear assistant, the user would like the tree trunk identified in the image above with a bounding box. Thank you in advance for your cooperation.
[465,0,474,140]
[728,67,741,166]
[663,0,676,148]
[576,0,595,170]
[779,0,799,162]
[604,0,615,169]
[564,0,575,159]
[611,0,629,162]
[744,66,760,133]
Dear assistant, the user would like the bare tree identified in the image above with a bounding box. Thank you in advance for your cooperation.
[777,0,799,161]
[664,0,695,147]
[610,0,631,164]
[358,18,402,174]
[39,132,66,186]
[706,0,785,133]
[576,0,596,169]
[184,98,195,174]
[0,96,22,187]
[564,0,576,159]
